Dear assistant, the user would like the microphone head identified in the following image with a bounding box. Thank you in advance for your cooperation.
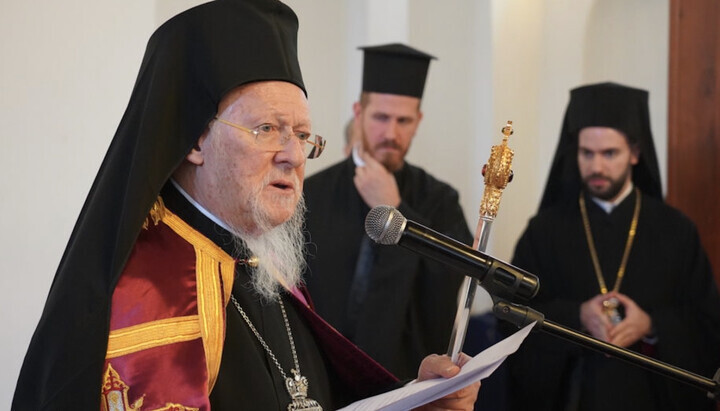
[365,205,407,245]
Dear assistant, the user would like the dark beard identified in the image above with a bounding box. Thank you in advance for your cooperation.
[582,170,630,201]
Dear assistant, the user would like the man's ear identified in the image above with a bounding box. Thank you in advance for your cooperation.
[630,144,640,166]
[185,131,208,165]
[352,101,363,120]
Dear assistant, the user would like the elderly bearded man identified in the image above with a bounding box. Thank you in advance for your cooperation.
[12,0,481,409]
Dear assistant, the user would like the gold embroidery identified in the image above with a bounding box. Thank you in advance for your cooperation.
[101,363,200,411]
[143,197,167,230]
[160,205,235,392]
[101,363,144,411]
[119,197,235,393]
[106,316,201,359]
[154,404,199,411]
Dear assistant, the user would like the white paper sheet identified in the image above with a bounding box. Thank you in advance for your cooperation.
[338,322,534,411]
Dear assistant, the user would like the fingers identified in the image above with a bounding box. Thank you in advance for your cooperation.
[609,320,645,347]
[609,328,633,347]
[353,158,401,208]
[415,353,480,411]
[356,142,380,169]
[455,352,473,368]
[418,381,481,411]
[608,291,632,308]
[580,295,613,341]
[607,292,651,335]
[417,354,461,381]
[355,142,367,163]
[608,313,651,347]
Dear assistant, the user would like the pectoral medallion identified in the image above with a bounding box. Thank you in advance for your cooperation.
[286,369,322,411]
[231,295,323,411]
[602,297,623,325]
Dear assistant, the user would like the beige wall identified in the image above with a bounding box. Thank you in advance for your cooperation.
[490,0,668,275]
[0,0,667,404]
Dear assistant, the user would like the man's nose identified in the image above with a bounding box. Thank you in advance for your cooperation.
[276,135,306,167]
[589,155,605,173]
[384,119,400,140]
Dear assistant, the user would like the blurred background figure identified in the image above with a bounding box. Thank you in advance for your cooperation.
[304,43,473,381]
[505,82,720,411]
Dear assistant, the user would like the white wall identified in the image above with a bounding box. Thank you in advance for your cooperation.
[0,0,667,405]
[1,1,155,407]
[489,0,668,273]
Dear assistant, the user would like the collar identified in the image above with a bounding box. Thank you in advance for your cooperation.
[170,179,235,233]
[162,180,238,258]
[351,144,366,167]
[591,182,634,214]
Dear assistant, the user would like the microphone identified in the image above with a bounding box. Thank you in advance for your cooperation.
[365,205,539,301]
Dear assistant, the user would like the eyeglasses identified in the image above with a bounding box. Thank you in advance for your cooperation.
[214,116,326,159]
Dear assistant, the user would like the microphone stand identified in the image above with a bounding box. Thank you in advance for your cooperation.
[365,204,719,399]
[493,299,720,399]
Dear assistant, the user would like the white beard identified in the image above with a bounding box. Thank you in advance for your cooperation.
[231,196,307,302]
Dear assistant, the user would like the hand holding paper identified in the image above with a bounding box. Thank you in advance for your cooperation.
[339,322,534,411]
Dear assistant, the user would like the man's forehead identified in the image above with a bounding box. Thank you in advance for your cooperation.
[578,126,630,146]
[219,81,307,113]
[365,92,421,113]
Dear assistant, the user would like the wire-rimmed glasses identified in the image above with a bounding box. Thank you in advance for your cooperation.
[214,116,325,159]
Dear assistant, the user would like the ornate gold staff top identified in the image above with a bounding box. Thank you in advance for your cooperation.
[479,121,515,218]
[447,121,515,363]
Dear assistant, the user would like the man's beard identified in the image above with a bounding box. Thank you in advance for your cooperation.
[230,190,307,302]
[363,135,405,172]
[582,167,631,201]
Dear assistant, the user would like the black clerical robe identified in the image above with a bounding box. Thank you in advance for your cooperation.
[506,190,720,411]
[303,157,471,380]
[100,184,396,410]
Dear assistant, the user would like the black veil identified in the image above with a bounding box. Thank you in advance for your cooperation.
[539,82,662,211]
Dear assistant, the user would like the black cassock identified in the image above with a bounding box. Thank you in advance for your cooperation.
[161,184,397,410]
[506,190,720,411]
[304,157,472,380]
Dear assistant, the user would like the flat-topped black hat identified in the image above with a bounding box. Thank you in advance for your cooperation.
[539,82,662,211]
[565,82,649,144]
[360,43,436,98]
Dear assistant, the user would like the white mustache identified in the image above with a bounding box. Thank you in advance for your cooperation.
[266,170,300,187]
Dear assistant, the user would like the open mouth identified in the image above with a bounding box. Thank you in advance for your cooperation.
[270,180,294,191]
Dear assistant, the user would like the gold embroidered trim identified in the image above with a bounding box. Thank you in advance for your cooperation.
[101,363,143,411]
[101,363,199,411]
[106,316,201,359]
[160,202,236,392]
[143,197,168,230]
[154,404,200,411]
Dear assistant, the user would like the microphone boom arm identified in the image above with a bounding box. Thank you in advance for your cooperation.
[494,299,720,399]
[365,205,719,400]
[402,222,538,301]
